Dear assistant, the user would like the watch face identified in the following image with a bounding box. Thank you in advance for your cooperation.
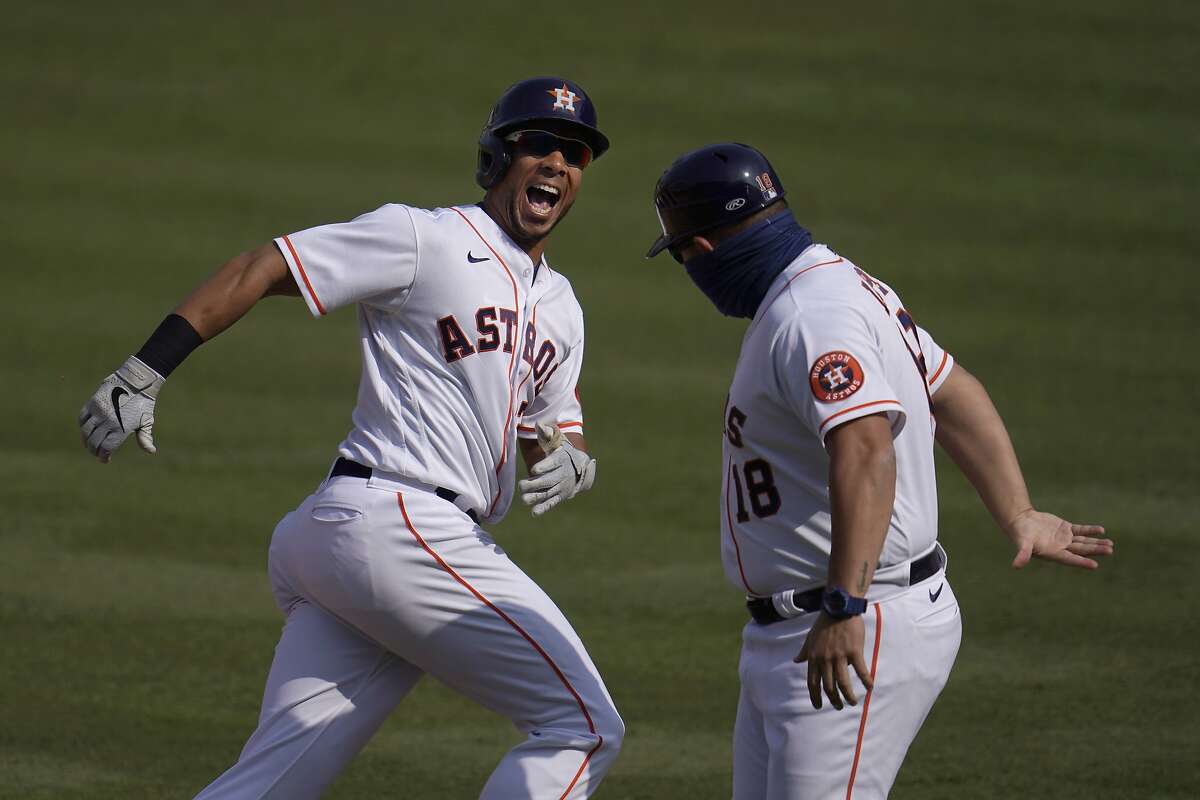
[823,588,849,615]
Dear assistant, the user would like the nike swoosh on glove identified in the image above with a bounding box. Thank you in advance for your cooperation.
[78,355,164,463]
[517,423,597,517]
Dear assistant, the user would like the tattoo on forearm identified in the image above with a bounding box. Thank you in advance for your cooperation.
[857,562,868,594]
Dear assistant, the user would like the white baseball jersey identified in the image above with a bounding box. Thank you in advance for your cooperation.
[275,202,585,523]
[720,244,955,596]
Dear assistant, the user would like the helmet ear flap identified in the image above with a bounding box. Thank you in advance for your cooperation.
[475,130,510,190]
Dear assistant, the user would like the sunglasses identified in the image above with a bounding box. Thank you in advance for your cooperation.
[504,130,593,169]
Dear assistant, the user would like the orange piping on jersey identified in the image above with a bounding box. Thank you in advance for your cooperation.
[494,302,539,498]
[724,456,761,596]
[845,602,882,799]
[761,257,844,313]
[517,420,583,435]
[451,207,523,516]
[928,351,949,386]
[487,303,540,515]
[397,493,602,798]
[281,235,326,316]
[818,399,903,435]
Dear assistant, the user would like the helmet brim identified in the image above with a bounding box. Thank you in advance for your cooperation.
[645,234,672,259]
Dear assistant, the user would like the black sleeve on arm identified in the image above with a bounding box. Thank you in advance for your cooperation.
[135,313,203,377]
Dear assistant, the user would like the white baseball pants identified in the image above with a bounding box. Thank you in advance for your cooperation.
[194,474,623,799]
[732,569,961,799]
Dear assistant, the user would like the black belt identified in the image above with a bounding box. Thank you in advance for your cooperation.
[329,457,479,524]
[746,546,945,625]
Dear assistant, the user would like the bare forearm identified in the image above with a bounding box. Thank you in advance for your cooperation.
[826,415,896,594]
[933,365,1032,530]
[520,431,587,472]
[174,243,296,341]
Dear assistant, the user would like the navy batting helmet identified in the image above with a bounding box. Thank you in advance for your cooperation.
[476,76,611,190]
[646,143,786,259]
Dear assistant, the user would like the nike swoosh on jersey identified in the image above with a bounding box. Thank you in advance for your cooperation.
[111,386,129,432]
[929,583,944,603]
[467,251,490,263]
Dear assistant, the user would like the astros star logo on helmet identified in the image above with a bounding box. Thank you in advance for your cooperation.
[547,83,578,113]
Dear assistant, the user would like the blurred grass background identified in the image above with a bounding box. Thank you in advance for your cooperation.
[3,0,1198,797]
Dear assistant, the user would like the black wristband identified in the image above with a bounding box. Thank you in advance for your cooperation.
[135,314,203,378]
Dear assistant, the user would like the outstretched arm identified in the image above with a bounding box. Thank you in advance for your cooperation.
[932,364,1112,568]
[78,244,298,462]
[174,243,299,340]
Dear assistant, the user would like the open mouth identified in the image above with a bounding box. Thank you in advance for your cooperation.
[525,183,561,218]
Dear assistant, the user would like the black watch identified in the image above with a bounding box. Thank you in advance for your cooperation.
[821,587,868,619]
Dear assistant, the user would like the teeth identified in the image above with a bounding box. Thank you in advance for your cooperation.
[534,183,559,196]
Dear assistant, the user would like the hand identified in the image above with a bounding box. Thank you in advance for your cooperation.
[1005,508,1113,570]
[78,356,164,463]
[517,423,596,517]
[795,612,873,711]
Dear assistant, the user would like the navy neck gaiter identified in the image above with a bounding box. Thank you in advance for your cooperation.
[684,210,814,319]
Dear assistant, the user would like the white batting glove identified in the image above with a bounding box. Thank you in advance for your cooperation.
[78,356,164,463]
[518,423,596,517]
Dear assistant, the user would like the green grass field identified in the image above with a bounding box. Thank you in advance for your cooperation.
[4,1,1198,797]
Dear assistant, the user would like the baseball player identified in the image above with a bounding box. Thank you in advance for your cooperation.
[646,143,1113,799]
[77,76,622,799]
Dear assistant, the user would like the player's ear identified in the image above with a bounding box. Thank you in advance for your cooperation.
[675,235,716,264]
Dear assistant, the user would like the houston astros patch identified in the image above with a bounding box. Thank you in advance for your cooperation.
[810,351,864,402]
